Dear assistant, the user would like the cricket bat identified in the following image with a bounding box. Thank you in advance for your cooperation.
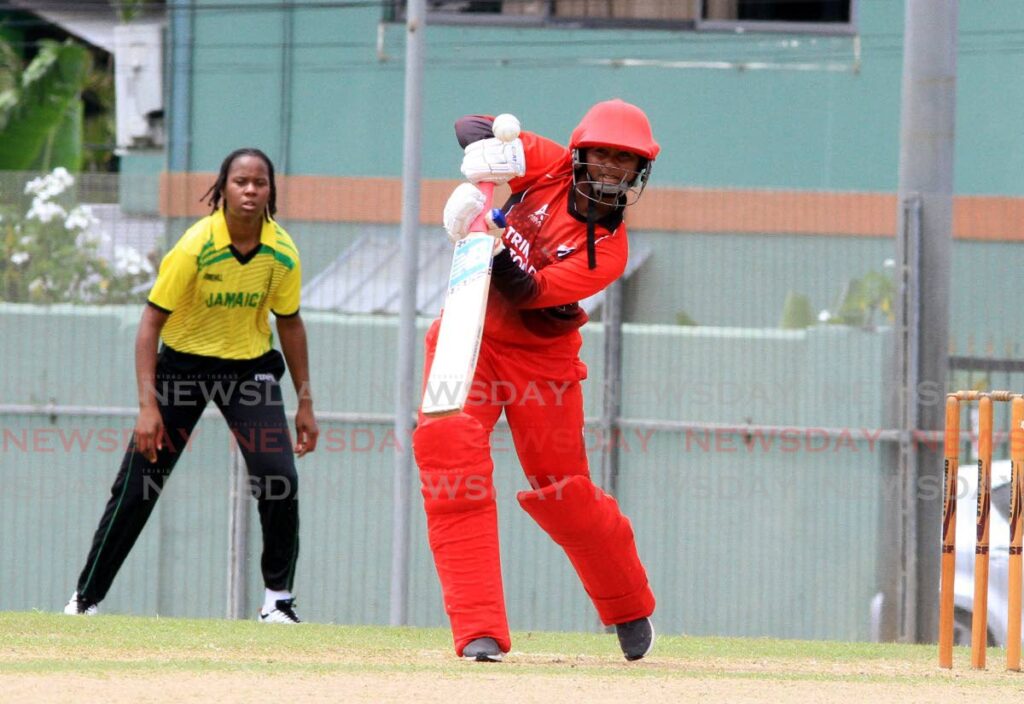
[421,115,521,417]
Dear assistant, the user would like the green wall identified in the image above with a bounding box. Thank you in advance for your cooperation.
[172,1,1024,195]
[0,303,888,641]
[119,151,165,214]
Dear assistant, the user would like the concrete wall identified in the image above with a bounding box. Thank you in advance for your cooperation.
[1,303,888,640]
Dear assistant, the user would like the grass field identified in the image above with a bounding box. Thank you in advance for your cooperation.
[2,612,1023,703]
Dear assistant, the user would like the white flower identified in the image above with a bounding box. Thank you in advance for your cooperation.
[64,205,99,232]
[23,167,75,201]
[51,167,74,189]
[26,198,66,224]
[818,310,832,323]
[24,175,47,196]
[75,229,110,248]
[113,245,153,276]
[10,251,30,265]
[28,278,46,295]
[19,235,33,246]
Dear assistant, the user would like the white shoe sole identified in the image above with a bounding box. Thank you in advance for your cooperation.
[463,652,503,662]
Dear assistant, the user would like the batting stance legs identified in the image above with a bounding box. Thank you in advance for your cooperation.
[414,323,655,656]
[72,348,299,608]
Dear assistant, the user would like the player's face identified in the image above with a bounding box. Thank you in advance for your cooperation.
[222,156,271,219]
[585,146,642,189]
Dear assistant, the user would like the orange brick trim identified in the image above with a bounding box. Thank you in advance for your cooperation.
[159,173,1024,241]
[160,172,510,226]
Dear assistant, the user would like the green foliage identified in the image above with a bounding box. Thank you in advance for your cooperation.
[0,39,91,171]
[0,37,19,93]
[1,168,155,303]
[110,0,152,22]
[829,270,895,329]
[794,267,897,331]
[675,309,698,326]
[779,291,816,329]
[82,55,116,172]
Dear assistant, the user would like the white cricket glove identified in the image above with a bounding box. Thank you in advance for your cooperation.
[443,183,486,244]
[460,137,526,184]
[442,183,507,247]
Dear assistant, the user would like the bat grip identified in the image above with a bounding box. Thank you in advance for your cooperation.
[469,182,496,234]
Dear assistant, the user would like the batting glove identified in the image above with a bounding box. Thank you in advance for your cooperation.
[460,137,526,184]
[443,183,509,246]
[443,183,487,243]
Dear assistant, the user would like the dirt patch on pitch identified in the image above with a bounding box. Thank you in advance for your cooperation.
[5,651,1024,703]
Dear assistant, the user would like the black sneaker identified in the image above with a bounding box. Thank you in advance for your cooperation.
[259,598,302,624]
[615,617,654,661]
[462,637,504,662]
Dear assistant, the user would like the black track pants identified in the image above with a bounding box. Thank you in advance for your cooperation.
[75,346,299,604]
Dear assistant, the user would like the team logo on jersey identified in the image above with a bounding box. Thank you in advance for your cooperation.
[528,204,550,227]
[556,244,576,259]
[205,291,261,308]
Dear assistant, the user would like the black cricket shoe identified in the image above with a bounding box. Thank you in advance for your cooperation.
[462,637,504,662]
[259,598,302,624]
[615,616,654,661]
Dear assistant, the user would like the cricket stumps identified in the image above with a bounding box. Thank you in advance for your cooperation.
[938,390,1024,670]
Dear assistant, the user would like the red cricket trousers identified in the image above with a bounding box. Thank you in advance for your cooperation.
[413,319,655,656]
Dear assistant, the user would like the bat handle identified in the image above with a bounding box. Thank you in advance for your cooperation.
[469,182,496,234]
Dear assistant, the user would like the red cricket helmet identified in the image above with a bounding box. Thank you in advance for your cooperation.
[569,99,660,161]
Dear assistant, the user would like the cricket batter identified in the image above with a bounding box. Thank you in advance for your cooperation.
[64,148,318,624]
[414,99,659,661]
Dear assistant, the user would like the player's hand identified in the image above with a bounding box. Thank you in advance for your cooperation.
[443,182,486,243]
[134,405,164,463]
[293,405,319,458]
[443,184,507,245]
[460,137,526,184]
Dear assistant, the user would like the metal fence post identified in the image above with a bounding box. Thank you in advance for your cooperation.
[226,445,250,620]
[390,0,427,628]
[600,279,624,497]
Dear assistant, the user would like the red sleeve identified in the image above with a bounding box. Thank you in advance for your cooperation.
[491,228,628,309]
[507,132,570,193]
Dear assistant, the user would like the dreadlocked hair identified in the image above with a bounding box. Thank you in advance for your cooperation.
[201,148,278,220]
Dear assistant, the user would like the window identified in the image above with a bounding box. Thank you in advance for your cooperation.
[704,0,851,25]
[389,1,854,32]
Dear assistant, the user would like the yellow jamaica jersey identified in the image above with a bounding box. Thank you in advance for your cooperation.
[147,209,302,360]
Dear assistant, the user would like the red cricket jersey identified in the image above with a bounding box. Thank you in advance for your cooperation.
[483,130,629,349]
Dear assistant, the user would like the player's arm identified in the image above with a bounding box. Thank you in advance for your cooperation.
[134,304,169,462]
[134,241,195,462]
[276,313,318,457]
[490,235,628,309]
[271,249,317,458]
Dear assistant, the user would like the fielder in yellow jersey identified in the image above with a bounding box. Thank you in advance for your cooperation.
[65,148,318,624]
[149,208,302,359]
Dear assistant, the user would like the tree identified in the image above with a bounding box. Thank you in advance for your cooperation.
[0,39,91,171]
